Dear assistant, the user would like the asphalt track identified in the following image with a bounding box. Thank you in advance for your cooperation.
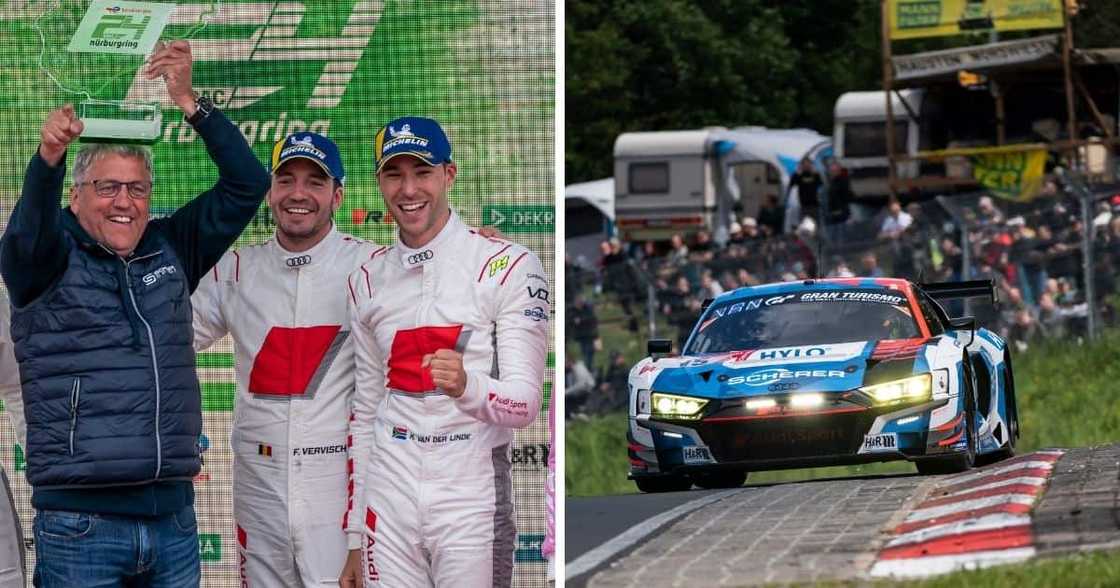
[566,444,1120,587]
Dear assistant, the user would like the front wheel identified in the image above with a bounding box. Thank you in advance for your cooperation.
[692,470,747,490]
[635,475,693,493]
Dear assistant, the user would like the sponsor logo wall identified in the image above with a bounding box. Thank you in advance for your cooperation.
[0,2,554,586]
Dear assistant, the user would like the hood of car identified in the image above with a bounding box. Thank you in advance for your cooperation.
[639,339,934,399]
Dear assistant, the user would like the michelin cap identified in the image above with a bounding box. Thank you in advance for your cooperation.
[374,116,452,172]
[271,132,345,185]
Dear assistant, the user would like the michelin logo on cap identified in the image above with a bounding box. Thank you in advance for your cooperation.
[271,132,346,185]
[374,116,453,172]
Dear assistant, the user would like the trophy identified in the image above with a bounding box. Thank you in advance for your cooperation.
[38,1,179,143]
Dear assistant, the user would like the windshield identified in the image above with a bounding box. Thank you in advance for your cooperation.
[685,289,920,354]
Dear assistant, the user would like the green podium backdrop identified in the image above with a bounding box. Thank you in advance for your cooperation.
[0,1,555,586]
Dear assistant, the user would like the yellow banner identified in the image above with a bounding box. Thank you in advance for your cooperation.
[923,144,1049,201]
[971,148,1048,201]
[888,0,1063,40]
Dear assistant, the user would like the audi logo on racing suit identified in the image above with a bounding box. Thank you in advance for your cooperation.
[407,250,434,265]
[285,255,312,267]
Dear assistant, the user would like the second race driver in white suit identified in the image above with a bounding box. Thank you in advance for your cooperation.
[192,132,381,586]
[340,117,550,587]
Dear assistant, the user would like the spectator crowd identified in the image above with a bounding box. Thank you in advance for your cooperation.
[567,173,1120,418]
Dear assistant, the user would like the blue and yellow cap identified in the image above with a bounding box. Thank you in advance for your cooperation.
[271,132,345,185]
[373,116,452,173]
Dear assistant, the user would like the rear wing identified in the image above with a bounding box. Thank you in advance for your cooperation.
[918,280,998,304]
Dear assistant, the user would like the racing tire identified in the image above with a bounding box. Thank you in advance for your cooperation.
[692,470,747,490]
[917,357,978,475]
[635,475,693,493]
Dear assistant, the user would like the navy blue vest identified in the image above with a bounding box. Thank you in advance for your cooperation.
[11,217,202,489]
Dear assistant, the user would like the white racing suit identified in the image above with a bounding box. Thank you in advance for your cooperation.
[1,292,26,586]
[193,226,382,586]
[346,211,549,587]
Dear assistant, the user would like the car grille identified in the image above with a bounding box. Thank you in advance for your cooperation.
[693,413,876,462]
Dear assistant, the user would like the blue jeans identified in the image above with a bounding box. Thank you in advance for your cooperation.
[33,504,200,587]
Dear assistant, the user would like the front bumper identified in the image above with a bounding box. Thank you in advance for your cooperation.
[630,397,959,477]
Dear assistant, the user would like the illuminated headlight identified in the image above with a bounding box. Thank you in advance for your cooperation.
[651,393,709,420]
[789,393,826,408]
[745,398,777,411]
[861,373,932,405]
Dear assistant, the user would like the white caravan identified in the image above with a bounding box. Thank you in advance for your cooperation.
[832,89,932,198]
[612,127,831,242]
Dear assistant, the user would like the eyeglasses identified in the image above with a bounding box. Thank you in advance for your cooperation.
[77,179,153,200]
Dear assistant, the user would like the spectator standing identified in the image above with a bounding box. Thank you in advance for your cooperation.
[741,216,762,242]
[826,162,853,224]
[564,356,596,418]
[586,349,631,412]
[790,157,823,224]
[757,194,785,236]
[569,296,600,370]
[662,276,699,350]
[602,238,640,332]
[977,195,1005,227]
[879,197,913,240]
[666,233,689,267]
[699,270,724,299]
[861,252,886,278]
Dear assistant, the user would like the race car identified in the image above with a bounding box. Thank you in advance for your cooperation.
[627,277,1020,493]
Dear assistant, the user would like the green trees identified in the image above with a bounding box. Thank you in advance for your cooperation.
[565,0,1120,184]
[565,0,881,183]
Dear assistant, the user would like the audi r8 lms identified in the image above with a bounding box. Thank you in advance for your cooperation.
[627,278,1020,493]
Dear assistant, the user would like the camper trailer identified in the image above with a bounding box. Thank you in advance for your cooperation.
[832,89,938,199]
[612,127,831,242]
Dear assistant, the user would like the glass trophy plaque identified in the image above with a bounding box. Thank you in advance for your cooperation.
[37,1,178,143]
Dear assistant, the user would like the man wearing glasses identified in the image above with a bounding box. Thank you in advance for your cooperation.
[0,40,269,586]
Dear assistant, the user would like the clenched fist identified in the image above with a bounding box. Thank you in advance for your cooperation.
[143,40,197,115]
[422,349,467,398]
[39,104,84,166]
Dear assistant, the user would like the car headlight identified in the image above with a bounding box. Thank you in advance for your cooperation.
[861,373,932,405]
[651,392,709,420]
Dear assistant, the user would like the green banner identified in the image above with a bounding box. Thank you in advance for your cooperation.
[483,204,555,233]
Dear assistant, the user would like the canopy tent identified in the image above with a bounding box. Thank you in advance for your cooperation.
[564,177,614,221]
[710,127,833,236]
[565,177,615,269]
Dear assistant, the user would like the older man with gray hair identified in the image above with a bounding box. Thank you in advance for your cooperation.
[0,40,269,586]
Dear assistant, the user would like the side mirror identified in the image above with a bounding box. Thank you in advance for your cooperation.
[947,316,976,331]
[948,316,977,347]
[647,339,672,357]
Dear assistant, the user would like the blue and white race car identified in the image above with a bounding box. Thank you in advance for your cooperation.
[627,278,1020,492]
